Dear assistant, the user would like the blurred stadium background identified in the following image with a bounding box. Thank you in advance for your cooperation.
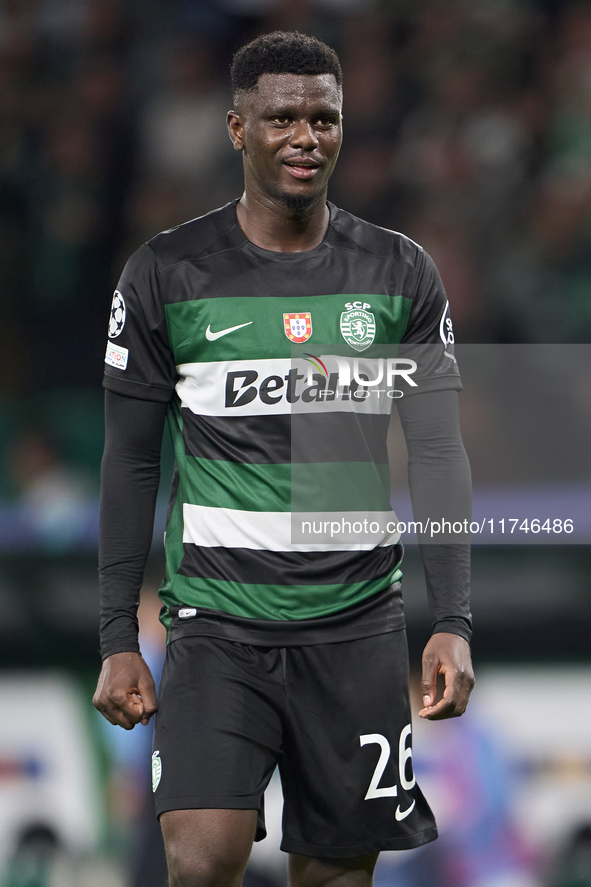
[0,0,590,884]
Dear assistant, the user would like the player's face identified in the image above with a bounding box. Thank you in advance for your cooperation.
[228,73,343,208]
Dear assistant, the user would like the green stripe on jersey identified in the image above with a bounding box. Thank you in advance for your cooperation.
[291,462,391,512]
[185,458,290,511]
[183,458,391,513]
[165,294,411,365]
[159,569,403,630]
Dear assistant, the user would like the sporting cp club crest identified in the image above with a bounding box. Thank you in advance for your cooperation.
[284,312,312,343]
[340,307,376,351]
[152,750,162,792]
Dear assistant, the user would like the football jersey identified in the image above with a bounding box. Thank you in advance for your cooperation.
[103,200,461,630]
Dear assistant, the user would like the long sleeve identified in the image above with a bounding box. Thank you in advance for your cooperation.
[396,389,472,643]
[98,389,168,659]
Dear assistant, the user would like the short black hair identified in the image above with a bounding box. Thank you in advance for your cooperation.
[231,31,342,103]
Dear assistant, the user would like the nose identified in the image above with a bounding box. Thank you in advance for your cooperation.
[289,119,318,151]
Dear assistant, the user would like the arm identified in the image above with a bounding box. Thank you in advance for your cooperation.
[92,389,168,729]
[397,388,475,720]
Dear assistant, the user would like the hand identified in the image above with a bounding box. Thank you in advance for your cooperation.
[93,651,158,730]
[419,632,474,720]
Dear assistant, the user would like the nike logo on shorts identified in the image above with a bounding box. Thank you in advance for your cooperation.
[395,800,415,820]
[206,322,253,341]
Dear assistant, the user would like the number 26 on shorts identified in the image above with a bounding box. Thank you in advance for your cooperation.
[360,724,416,808]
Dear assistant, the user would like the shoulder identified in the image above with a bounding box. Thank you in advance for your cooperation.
[145,201,240,271]
[328,204,426,271]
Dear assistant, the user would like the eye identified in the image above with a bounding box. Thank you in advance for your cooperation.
[315,116,338,128]
[269,115,291,126]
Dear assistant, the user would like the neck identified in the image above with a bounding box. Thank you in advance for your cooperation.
[236,189,329,252]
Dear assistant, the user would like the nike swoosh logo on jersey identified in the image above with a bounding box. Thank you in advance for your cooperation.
[206,322,253,341]
[395,800,415,821]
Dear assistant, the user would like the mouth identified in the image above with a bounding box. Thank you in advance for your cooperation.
[283,159,321,180]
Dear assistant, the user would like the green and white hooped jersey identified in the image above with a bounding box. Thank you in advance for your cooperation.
[104,201,461,630]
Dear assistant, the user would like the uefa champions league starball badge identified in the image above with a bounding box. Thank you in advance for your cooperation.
[108,290,126,338]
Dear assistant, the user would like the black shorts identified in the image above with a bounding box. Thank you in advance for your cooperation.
[152,629,437,859]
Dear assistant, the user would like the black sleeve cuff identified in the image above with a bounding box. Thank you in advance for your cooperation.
[431,617,472,645]
[99,614,141,659]
[101,641,142,660]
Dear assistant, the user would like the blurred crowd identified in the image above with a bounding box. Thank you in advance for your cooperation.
[1,0,591,407]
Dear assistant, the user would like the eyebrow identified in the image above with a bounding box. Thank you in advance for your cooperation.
[262,104,342,117]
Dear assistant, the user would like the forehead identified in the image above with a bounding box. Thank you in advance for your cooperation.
[246,73,342,113]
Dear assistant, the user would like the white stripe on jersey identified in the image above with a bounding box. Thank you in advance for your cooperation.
[182,503,401,552]
[176,357,394,418]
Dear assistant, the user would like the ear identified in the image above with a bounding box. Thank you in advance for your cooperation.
[227,110,245,151]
